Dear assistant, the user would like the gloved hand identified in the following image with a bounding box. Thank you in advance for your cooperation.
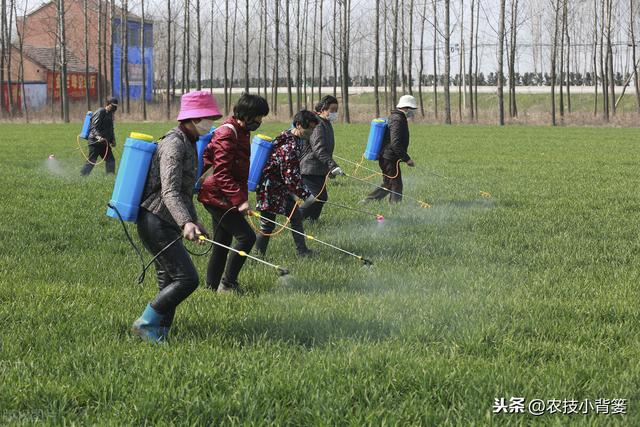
[299,195,316,211]
[330,166,344,177]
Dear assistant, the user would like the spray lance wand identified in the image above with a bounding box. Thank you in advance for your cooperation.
[316,199,386,223]
[335,155,492,199]
[250,211,373,266]
[340,171,433,209]
[197,235,289,276]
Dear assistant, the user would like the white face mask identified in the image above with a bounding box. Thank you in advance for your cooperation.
[194,119,214,136]
[327,112,339,123]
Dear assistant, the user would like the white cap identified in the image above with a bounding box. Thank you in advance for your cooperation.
[396,95,417,109]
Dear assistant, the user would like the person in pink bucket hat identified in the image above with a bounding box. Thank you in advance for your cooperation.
[131,90,222,343]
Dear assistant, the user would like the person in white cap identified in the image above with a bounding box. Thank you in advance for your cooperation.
[363,94,417,203]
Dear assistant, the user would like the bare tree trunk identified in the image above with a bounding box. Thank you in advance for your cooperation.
[224,0,229,113]
[559,0,565,117]
[230,0,238,98]
[606,0,615,115]
[497,0,506,125]
[333,0,338,97]
[311,0,317,107]
[418,0,426,117]
[374,0,381,116]
[166,0,171,120]
[433,0,438,119]
[5,0,15,115]
[593,0,598,116]
[172,19,177,101]
[16,0,28,120]
[444,0,452,124]
[551,0,561,126]
[58,0,69,122]
[408,0,414,95]
[124,0,130,112]
[391,0,399,105]
[468,0,475,120]
[98,0,103,105]
[286,0,293,117]
[0,0,5,118]
[263,0,268,98]
[258,0,263,95]
[565,0,571,114]
[600,0,609,119]
[458,0,464,121]
[195,0,201,90]
[273,0,279,114]
[318,0,323,102]
[632,0,640,111]
[509,0,518,117]
[102,0,107,99]
[84,0,90,111]
[384,0,389,111]
[141,0,147,119]
[303,0,309,107]
[341,0,351,122]
[244,0,249,92]
[401,1,405,92]
[474,0,480,118]
[295,0,302,110]
[110,0,115,97]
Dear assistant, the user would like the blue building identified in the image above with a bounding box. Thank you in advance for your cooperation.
[112,17,153,102]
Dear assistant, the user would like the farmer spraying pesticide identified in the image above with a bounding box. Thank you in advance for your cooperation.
[254,110,319,257]
[131,90,222,343]
[299,95,344,221]
[198,93,270,294]
[363,95,417,204]
[80,97,118,176]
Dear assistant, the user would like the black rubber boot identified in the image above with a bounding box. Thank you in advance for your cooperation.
[255,235,270,255]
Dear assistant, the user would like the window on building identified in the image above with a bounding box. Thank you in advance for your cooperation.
[144,26,153,48]
[128,24,139,47]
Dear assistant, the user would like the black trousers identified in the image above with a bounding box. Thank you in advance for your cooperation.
[204,205,257,288]
[136,209,199,325]
[365,158,403,203]
[80,142,115,175]
[301,174,328,220]
[255,199,308,255]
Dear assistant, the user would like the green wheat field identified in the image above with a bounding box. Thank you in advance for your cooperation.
[0,121,639,425]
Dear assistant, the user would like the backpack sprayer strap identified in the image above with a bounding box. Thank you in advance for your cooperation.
[196,123,238,186]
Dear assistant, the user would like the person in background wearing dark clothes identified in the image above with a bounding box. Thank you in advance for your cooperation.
[299,95,344,220]
[198,93,269,294]
[132,90,221,343]
[363,95,417,203]
[255,110,319,257]
[80,97,118,175]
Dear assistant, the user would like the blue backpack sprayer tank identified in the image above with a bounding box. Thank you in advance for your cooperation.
[194,126,216,193]
[80,111,93,139]
[106,132,157,222]
[363,118,388,161]
[248,134,274,192]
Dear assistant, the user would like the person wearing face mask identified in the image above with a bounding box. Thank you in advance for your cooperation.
[299,95,343,221]
[363,94,417,204]
[254,110,319,257]
[132,90,221,342]
[80,97,118,176]
[198,93,270,294]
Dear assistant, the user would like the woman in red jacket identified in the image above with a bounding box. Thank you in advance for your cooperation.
[198,93,270,294]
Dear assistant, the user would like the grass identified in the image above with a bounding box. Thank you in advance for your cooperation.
[1,121,639,425]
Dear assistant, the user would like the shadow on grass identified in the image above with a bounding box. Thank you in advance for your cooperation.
[180,311,397,347]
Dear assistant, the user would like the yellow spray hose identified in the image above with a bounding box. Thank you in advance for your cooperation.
[197,235,289,276]
[76,134,113,166]
[335,154,491,199]
[250,211,373,266]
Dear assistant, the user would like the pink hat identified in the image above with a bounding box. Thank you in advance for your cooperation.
[177,90,222,121]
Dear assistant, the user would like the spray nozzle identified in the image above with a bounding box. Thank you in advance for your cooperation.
[480,191,492,198]
[419,201,432,209]
[376,214,385,223]
[277,267,290,276]
[361,258,373,266]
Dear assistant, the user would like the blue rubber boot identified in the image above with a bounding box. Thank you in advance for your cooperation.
[131,304,168,343]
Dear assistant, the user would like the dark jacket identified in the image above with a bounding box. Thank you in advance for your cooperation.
[381,109,411,162]
[300,116,338,176]
[140,125,199,228]
[256,130,311,215]
[198,117,250,210]
[88,107,115,145]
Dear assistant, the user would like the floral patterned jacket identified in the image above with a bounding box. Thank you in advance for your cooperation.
[255,130,311,215]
